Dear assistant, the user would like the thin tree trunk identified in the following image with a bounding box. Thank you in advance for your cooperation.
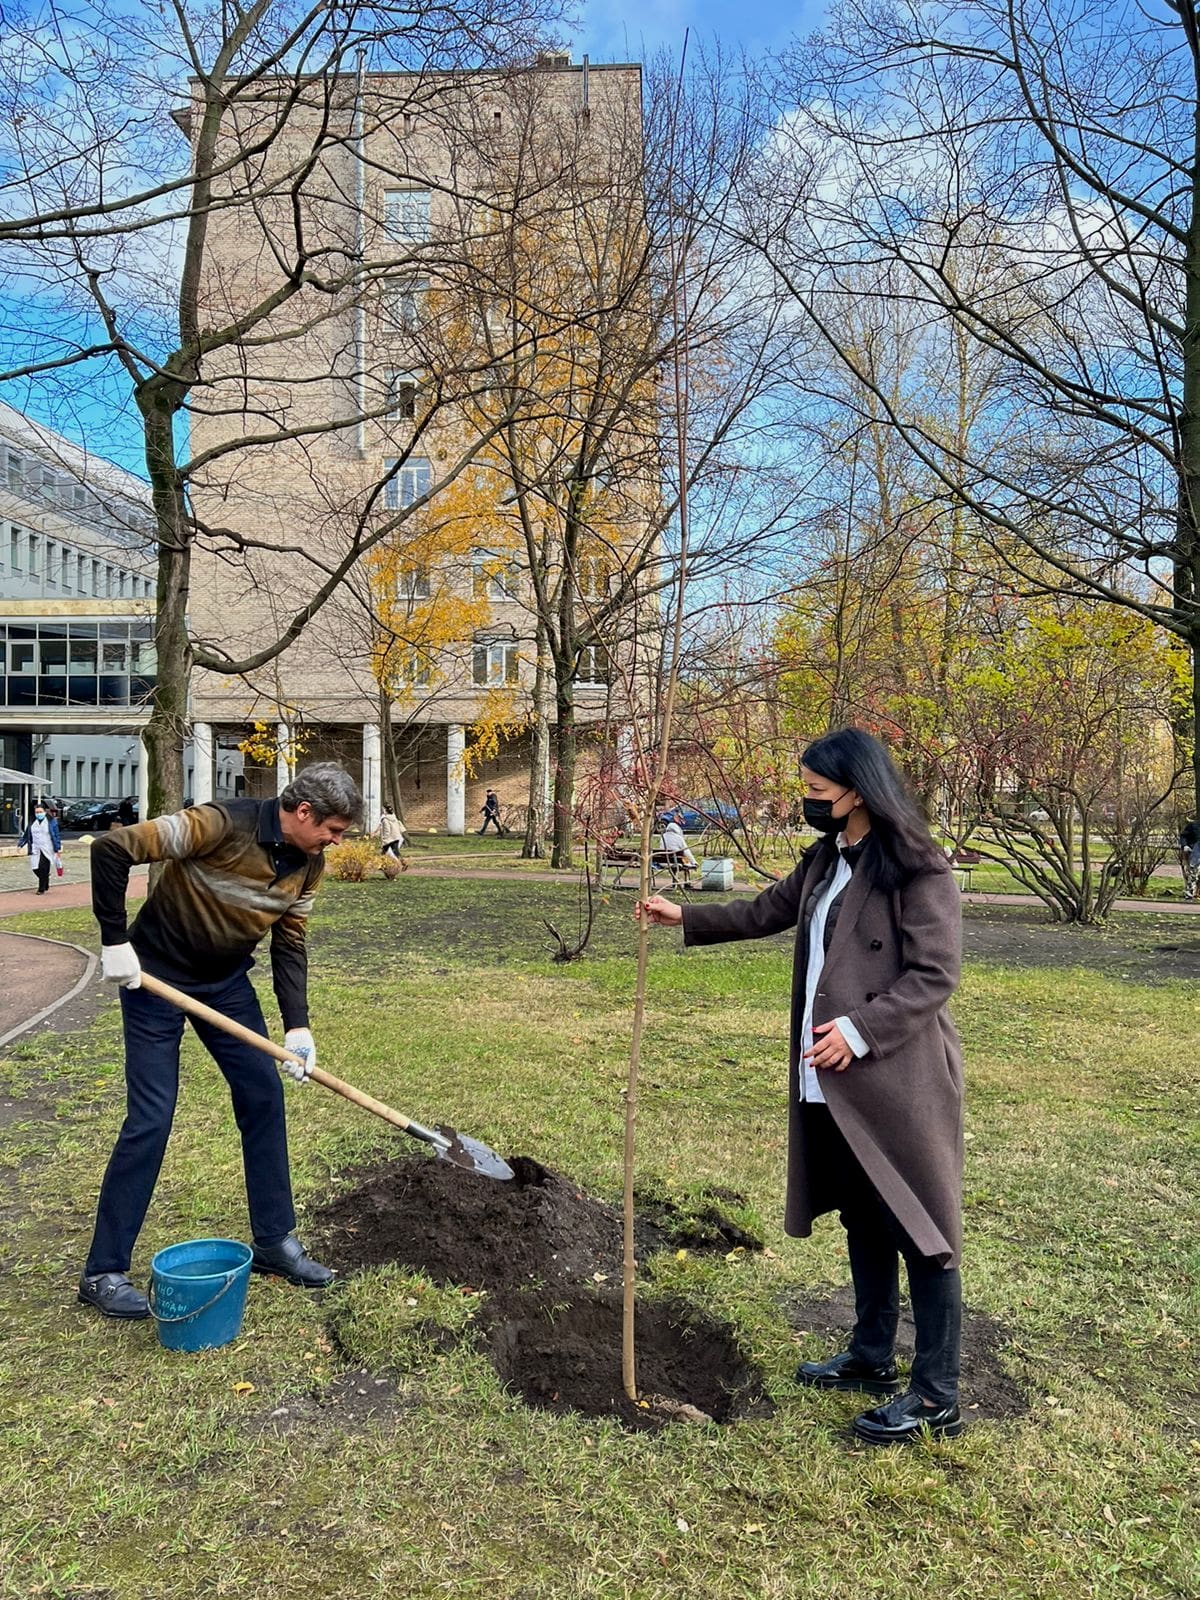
[379,689,404,819]
[523,621,552,858]
[551,677,576,869]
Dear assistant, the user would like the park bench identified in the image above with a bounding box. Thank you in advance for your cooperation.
[950,847,982,892]
[598,845,696,893]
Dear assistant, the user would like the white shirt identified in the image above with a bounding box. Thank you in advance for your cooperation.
[799,835,870,1103]
[30,818,53,861]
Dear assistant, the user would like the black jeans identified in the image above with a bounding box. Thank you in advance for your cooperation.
[802,1103,961,1407]
[85,964,296,1275]
[478,814,504,834]
[33,854,51,893]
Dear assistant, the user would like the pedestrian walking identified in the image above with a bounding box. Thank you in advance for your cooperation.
[379,805,405,858]
[1178,818,1200,900]
[478,788,506,835]
[19,800,62,895]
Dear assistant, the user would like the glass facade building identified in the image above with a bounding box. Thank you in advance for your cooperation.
[0,619,156,709]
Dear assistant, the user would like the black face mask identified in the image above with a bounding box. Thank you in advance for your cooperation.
[802,790,849,834]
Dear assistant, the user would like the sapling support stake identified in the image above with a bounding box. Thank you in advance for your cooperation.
[621,34,693,1404]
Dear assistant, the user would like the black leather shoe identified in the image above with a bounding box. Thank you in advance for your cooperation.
[852,1389,963,1445]
[78,1271,150,1320]
[251,1235,334,1289]
[795,1349,901,1395]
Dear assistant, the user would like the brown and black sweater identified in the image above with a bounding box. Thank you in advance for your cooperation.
[92,799,324,1028]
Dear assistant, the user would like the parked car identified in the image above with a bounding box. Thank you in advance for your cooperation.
[62,798,139,831]
[670,800,741,834]
[63,800,107,829]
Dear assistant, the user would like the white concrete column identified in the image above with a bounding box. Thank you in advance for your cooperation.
[193,722,214,804]
[276,722,289,795]
[446,724,466,835]
[137,735,151,821]
[361,722,382,833]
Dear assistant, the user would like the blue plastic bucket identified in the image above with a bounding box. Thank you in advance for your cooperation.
[149,1238,253,1353]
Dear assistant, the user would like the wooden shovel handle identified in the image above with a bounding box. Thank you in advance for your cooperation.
[137,970,416,1134]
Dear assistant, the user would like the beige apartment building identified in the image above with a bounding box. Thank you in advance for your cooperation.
[184,53,649,832]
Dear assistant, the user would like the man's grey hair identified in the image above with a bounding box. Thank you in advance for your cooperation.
[279,762,363,824]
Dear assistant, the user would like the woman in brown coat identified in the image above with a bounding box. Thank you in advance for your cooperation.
[637,728,965,1444]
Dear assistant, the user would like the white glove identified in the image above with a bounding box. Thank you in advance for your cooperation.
[282,1028,316,1082]
[100,942,142,988]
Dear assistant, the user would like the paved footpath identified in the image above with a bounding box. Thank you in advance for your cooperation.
[0,929,93,1045]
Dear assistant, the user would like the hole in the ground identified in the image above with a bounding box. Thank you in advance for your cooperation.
[485,1289,774,1431]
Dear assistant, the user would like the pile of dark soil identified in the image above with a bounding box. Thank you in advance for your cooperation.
[313,1154,771,1430]
[782,1284,1029,1421]
[314,1154,758,1295]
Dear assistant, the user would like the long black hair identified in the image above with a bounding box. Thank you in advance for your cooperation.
[801,727,945,892]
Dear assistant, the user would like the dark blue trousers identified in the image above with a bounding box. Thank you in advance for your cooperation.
[85,965,296,1275]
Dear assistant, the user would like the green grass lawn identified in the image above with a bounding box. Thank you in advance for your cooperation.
[0,880,1197,1599]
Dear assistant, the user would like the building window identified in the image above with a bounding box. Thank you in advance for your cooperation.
[6,453,23,490]
[576,554,612,599]
[472,638,520,686]
[75,758,85,794]
[60,757,69,795]
[45,542,58,588]
[398,565,431,600]
[73,485,88,512]
[39,470,56,502]
[27,532,39,577]
[472,549,517,601]
[385,370,419,420]
[383,456,431,511]
[8,526,18,573]
[576,643,609,684]
[0,619,156,709]
[383,187,431,242]
[384,275,428,331]
[403,651,433,685]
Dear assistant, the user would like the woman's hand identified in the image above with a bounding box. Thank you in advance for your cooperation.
[806,1020,853,1072]
[634,895,683,928]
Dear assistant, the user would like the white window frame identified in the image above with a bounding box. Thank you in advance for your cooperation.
[382,456,431,512]
[576,554,612,600]
[384,274,428,330]
[472,548,518,602]
[576,643,609,685]
[403,651,433,685]
[398,564,431,601]
[472,638,520,686]
[385,369,419,421]
[383,187,431,243]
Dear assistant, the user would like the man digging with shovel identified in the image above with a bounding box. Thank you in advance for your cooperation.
[77,763,362,1320]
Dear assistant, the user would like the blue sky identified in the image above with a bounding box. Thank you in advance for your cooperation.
[572,0,823,63]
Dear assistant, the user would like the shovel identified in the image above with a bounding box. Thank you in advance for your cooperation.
[138,972,514,1181]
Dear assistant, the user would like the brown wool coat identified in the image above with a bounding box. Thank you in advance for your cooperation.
[681,842,964,1267]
